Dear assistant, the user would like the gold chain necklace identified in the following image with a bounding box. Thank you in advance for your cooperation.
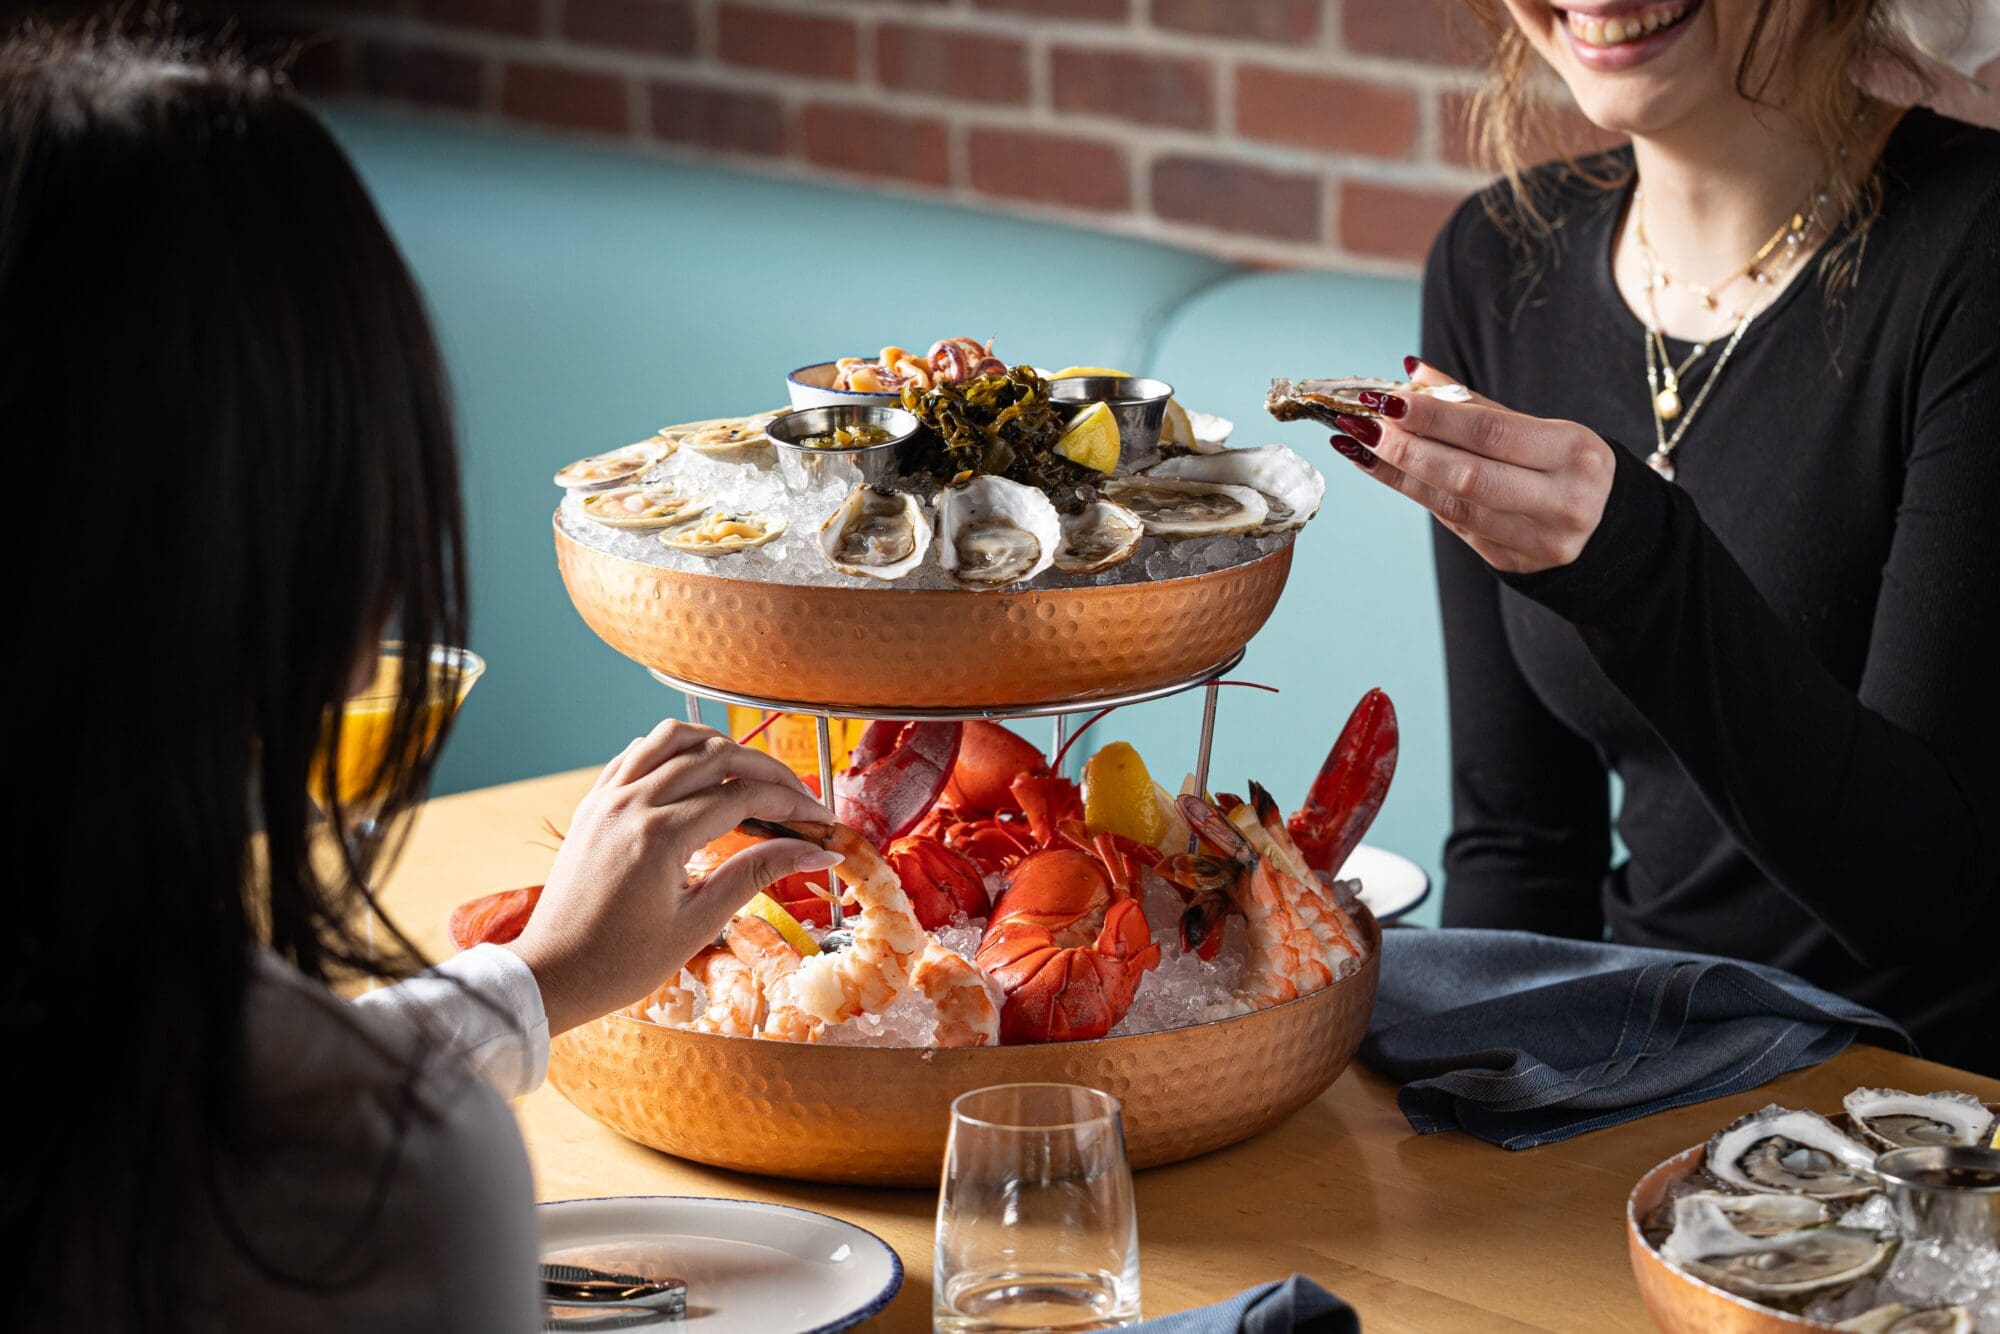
[1630,184,1821,481]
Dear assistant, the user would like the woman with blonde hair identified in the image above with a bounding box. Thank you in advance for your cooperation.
[1325,1,2000,1070]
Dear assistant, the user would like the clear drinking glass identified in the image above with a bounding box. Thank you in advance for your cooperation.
[934,1083,1141,1332]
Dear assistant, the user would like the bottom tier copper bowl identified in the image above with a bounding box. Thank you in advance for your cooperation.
[553,512,1296,711]
[548,907,1379,1187]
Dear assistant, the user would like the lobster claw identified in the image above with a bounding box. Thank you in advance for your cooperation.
[941,721,1048,817]
[1287,689,1398,875]
[1012,773,1083,847]
[887,834,990,930]
[833,721,963,848]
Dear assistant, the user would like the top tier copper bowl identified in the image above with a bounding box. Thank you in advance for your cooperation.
[553,510,1296,711]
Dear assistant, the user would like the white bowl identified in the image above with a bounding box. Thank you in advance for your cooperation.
[786,360,902,411]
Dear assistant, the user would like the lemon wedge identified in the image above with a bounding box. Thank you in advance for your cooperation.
[739,891,820,957]
[1084,742,1167,847]
[1057,401,1122,473]
[1160,398,1195,448]
[1049,365,1132,379]
[1992,1119,2000,1150]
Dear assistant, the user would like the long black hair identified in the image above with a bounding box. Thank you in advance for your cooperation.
[1,15,468,1328]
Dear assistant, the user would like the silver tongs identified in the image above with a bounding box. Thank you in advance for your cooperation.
[541,1262,686,1329]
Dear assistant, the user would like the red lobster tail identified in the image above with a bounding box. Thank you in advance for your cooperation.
[833,721,963,847]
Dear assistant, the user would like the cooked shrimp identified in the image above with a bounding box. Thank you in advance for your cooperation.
[1234,792,1362,973]
[1183,796,1320,1009]
[688,946,763,1036]
[911,941,999,1048]
[623,968,699,1024]
[752,821,926,1042]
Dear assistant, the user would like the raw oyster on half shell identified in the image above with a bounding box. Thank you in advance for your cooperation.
[1148,444,1324,532]
[1835,1304,1975,1333]
[1705,1106,1879,1201]
[934,475,1060,590]
[819,484,931,581]
[553,436,673,490]
[1662,1194,1895,1304]
[1100,476,1267,538]
[1265,376,1472,429]
[1674,1191,1831,1238]
[1841,1088,1997,1152]
[1054,499,1144,575]
[659,510,786,555]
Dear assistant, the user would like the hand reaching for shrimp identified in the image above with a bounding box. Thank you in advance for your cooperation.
[1326,357,1617,576]
[503,721,840,1036]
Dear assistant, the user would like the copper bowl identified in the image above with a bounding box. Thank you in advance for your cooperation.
[547,907,1378,1187]
[1625,1104,2000,1332]
[553,512,1295,711]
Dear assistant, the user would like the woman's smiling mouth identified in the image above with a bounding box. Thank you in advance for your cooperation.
[1553,0,1704,69]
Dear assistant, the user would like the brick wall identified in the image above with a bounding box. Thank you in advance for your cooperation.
[268,0,2000,275]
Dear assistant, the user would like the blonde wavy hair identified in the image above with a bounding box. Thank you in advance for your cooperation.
[1458,0,1941,287]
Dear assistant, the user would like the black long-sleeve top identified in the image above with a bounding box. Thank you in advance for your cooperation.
[1424,107,2000,1074]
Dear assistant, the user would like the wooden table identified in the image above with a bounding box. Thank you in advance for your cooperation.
[381,767,2000,1333]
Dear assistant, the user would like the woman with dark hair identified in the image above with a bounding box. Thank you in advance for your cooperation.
[1324,1,2000,1069]
[2,21,840,1331]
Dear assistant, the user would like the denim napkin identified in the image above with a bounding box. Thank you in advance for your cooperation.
[1130,1275,1358,1334]
[1359,928,1911,1149]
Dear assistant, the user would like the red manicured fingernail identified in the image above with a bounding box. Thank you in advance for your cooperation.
[1329,434,1377,470]
[1404,355,1422,376]
[1379,394,1408,419]
[1334,413,1381,447]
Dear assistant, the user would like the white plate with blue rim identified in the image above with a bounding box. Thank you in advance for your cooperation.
[1338,844,1431,923]
[538,1196,902,1333]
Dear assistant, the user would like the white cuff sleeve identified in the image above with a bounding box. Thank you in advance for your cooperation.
[355,943,550,1100]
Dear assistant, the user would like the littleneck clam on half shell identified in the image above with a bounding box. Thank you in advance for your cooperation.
[1704,1106,1880,1201]
[658,510,786,555]
[553,437,673,490]
[580,482,706,529]
[1054,499,1144,574]
[934,475,1060,590]
[1148,444,1325,532]
[1841,1088,1998,1152]
[663,412,781,460]
[1101,476,1268,538]
[818,484,932,581]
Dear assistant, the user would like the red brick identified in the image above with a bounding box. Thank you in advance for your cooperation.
[1050,47,1213,131]
[1236,67,1418,159]
[1151,155,1321,242]
[419,0,542,37]
[1342,0,1486,67]
[1149,0,1319,44]
[877,24,1030,105]
[648,80,787,156]
[800,103,950,186]
[1337,179,1467,262]
[716,3,859,80]
[967,128,1130,212]
[975,0,1129,19]
[360,40,484,110]
[563,0,696,56]
[499,62,631,135]
[1439,90,1625,169]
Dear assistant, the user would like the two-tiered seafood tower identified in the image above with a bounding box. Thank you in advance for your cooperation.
[513,343,1405,1185]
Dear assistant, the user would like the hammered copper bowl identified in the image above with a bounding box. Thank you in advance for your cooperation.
[1625,1104,2000,1333]
[553,512,1295,711]
[547,907,1379,1187]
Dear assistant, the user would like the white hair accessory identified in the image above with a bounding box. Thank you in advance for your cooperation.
[1892,0,2000,80]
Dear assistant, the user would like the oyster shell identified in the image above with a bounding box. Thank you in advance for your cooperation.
[1266,376,1472,428]
[1100,476,1268,538]
[1053,499,1144,574]
[1663,1195,1894,1305]
[580,482,706,529]
[1706,1106,1879,1200]
[934,475,1060,590]
[819,484,932,581]
[1835,1304,1974,1333]
[1842,1088,1997,1152]
[1675,1191,1831,1238]
[553,437,672,490]
[1148,444,1324,532]
[658,510,785,555]
[663,411,781,459]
